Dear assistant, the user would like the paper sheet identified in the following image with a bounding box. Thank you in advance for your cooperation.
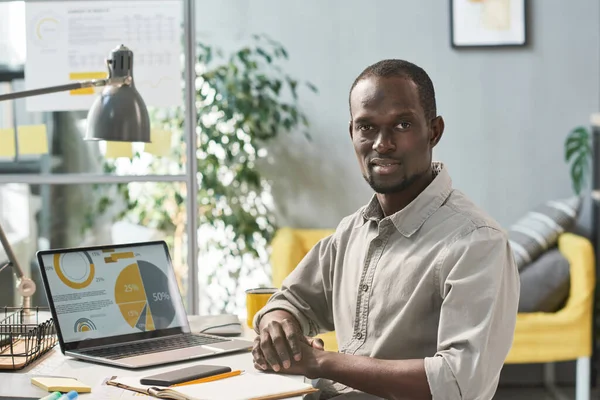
[112,372,316,400]
[105,141,133,159]
[17,124,48,155]
[144,129,172,156]
[482,0,511,30]
[92,376,149,399]
[0,128,16,157]
[25,0,182,112]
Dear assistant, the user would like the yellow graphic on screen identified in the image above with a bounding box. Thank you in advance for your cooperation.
[146,308,155,331]
[105,251,135,263]
[74,318,96,332]
[53,252,95,289]
[115,261,175,332]
[119,301,147,327]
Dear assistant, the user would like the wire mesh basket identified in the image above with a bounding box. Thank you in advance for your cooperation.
[0,306,57,370]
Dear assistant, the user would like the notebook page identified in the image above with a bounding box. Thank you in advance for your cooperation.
[173,372,314,400]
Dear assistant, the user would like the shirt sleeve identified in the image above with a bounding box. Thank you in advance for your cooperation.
[252,231,337,337]
[424,226,520,400]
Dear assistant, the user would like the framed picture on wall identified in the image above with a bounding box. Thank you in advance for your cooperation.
[450,0,526,47]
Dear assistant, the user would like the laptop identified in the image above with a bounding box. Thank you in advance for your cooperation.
[36,241,254,369]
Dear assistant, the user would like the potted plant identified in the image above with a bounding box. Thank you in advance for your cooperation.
[86,34,317,314]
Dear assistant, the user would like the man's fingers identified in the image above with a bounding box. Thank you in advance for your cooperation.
[260,324,286,372]
[267,322,291,369]
[251,337,267,369]
[254,362,266,371]
[281,319,302,362]
[307,336,325,350]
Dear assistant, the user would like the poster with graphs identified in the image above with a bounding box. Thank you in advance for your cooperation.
[39,244,187,343]
[24,0,182,112]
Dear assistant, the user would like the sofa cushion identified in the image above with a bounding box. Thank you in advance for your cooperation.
[567,192,593,241]
[518,248,570,313]
[509,196,580,270]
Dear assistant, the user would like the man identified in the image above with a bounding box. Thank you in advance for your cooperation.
[252,59,520,400]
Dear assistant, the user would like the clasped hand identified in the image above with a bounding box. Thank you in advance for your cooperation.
[252,318,325,378]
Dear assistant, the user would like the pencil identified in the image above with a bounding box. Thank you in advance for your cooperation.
[171,370,242,387]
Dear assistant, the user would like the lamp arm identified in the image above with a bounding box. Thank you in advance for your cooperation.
[0,220,36,311]
[0,221,23,279]
[0,76,131,102]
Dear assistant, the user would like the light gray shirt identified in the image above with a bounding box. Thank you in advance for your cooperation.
[255,163,520,400]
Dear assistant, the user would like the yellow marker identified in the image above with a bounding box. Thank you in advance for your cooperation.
[105,141,133,158]
[144,129,172,156]
[69,71,107,95]
[17,124,48,155]
[0,128,16,157]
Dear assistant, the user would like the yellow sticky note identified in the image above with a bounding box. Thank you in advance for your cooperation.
[17,124,48,155]
[31,376,91,393]
[144,129,172,156]
[105,141,133,158]
[0,128,16,157]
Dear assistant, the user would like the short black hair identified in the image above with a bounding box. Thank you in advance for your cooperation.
[349,59,437,120]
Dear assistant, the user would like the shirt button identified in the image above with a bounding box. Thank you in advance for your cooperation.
[362,284,369,292]
[372,239,382,247]
[356,332,363,340]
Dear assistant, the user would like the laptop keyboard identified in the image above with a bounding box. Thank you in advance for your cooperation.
[76,334,228,360]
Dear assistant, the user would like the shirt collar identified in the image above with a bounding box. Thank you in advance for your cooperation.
[361,162,453,237]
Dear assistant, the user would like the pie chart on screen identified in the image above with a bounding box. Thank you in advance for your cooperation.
[114,260,175,332]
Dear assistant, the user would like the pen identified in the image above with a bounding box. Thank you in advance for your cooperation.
[39,392,62,400]
[171,370,243,387]
[56,390,78,400]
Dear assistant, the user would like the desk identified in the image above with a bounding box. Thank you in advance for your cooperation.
[0,319,307,399]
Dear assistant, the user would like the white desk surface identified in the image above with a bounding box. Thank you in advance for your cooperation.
[0,319,307,399]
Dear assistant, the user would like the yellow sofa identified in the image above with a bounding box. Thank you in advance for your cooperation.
[270,228,596,400]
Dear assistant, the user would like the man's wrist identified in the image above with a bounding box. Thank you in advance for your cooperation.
[257,309,296,331]
[312,348,338,379]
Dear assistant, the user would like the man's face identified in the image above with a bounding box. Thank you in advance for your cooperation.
[349,76,442,194]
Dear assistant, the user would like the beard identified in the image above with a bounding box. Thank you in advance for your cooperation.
[363,168,428,194]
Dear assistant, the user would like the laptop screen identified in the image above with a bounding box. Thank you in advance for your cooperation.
[38,242,189,347]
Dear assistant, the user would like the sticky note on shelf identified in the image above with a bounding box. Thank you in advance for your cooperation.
[105,141,133,158]
[144,129,172,156]
[0,128,16,157]
[17,124,49,155]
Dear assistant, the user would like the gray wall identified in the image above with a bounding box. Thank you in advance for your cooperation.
[197,0,600,231]
[197,0,599,385]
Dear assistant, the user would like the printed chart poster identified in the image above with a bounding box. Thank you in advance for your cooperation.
[25,0,182,112]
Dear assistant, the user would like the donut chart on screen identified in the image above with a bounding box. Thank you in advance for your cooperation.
[53,252,95,289]
[114,260,175,331]
[74,317,96,332]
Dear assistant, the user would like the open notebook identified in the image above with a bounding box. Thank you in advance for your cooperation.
[107,372,318,400]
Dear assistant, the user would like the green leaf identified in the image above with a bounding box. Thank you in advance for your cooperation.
[306,82,318,93]
[564,126,592,195]
[256,48,272,63]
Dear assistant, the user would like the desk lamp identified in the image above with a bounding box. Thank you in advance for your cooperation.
[0,44,150,310]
